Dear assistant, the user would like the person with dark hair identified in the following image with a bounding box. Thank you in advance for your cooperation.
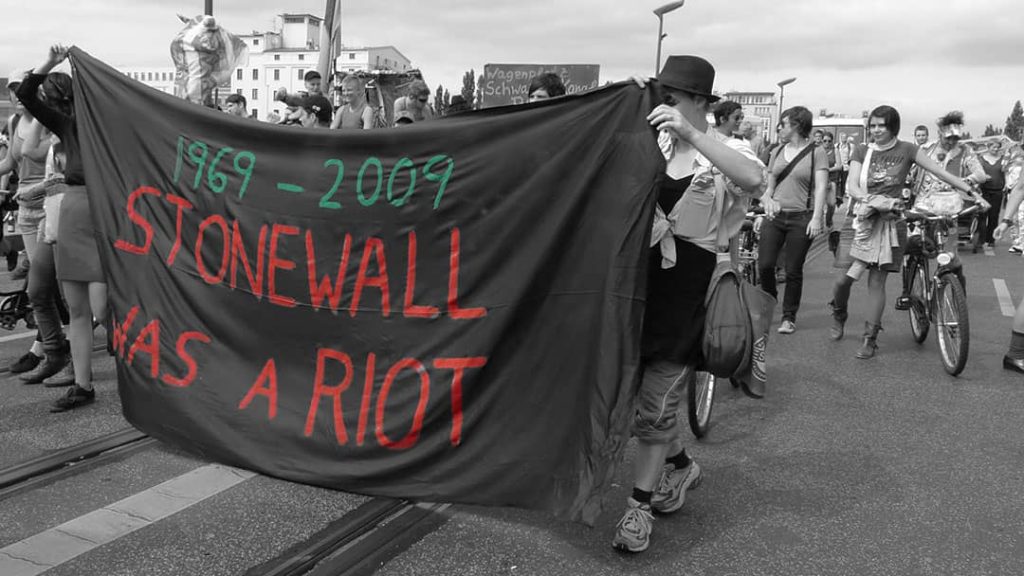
[297,94,333,128]
[303,70,322,95]
[17,45,108,411]
[527,72,566,103]
[612,55,764,554]
[829,105,975,360]
[712,100,743,139]
[393,80,435,122]
[757,105,828,333]
[224,93,248,117]
[979,139,1008,247]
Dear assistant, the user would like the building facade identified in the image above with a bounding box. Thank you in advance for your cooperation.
[231,13,412,120]
[722,90,778,141]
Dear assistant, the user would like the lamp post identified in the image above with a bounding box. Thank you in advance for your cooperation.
[653,1,686,74]
[776,77,796,142]
[205,0,212,15]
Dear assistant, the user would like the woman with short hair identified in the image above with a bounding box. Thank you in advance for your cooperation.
[758,105,828,334]
[829,105,974,359]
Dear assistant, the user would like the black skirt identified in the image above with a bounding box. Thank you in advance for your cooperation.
[641,237,717,363]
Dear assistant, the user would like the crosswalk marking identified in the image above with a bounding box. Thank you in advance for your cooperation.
[0,464,255,576]
[993,279,1016,317]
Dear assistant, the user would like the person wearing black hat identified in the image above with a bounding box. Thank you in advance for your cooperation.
[612,55,764,553]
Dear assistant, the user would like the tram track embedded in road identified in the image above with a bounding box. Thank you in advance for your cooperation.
[0,426,155,502]
[246,498,451,576]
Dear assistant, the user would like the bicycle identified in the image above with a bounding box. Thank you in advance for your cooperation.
[685,208,763,438]
[901,204,979,376]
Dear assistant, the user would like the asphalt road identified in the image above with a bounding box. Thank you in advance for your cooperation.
[2,234,1023,575]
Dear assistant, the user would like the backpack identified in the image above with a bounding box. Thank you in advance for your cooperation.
[702,260,752,378]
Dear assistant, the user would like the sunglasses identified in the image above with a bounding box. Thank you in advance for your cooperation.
[663,93,679,107]
[417,96,428,103]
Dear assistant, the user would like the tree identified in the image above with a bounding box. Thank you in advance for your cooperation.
[461,69,476,110]
[434,85,446,116]
[1005,100,1024,142]
[442,89,451,111]
[983,124,1003,137]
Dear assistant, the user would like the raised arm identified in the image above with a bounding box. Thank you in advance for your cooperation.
[16,45,70,135]
[647,104,762,191]
[914,147,972,195]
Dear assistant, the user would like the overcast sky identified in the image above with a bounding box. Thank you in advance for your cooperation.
[3,0,1021,135]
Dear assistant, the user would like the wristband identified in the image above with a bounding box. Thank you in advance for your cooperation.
[1002,218,1014,226]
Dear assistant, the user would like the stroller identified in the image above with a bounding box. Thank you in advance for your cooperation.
[0,194,69,331]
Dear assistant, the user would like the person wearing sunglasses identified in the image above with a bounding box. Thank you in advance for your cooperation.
[393,79,435,123]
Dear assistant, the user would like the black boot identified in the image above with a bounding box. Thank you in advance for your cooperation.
[828,300,847,341]
[856,322,882,359]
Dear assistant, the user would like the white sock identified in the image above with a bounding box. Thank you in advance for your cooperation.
[30,340,44,356]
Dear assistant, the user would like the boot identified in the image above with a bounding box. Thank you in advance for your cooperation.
[856,322,882,359]
[828,300,847,341]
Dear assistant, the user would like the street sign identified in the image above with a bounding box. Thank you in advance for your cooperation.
[480,64,600,108]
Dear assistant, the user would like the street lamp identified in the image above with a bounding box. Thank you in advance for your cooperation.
[776,77,796,142]
[653,1,685,74]
[205,0,212,15]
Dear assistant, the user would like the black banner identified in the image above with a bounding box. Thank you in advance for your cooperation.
[69,47,662,523]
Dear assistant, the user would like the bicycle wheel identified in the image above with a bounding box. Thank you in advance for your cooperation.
[935,272,970,376]
[685,365,716,439]
[907,257,930,343]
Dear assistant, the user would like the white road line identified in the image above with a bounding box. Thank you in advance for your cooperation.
[0,464,255,576]
[0,330,37,344]
[993,278,1016,317]
[984,246,995,257]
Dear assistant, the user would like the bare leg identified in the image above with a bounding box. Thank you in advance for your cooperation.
[62,281,95,389]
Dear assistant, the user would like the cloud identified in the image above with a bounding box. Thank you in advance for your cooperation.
[3,0,1023,132]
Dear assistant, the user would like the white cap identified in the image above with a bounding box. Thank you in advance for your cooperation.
[6,69,30,89]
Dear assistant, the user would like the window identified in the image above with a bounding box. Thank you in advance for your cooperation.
[298,69,304,80]
[251,110,258,120]
[148,72,153,81]
[236,69,242,81]
[272,69,279,81]
[349,53,356,60]
[236,89,243,95]
[298,54,305,61]
[253,38,260,46]
[252,69,258,81]
[274,54,280,61]
[252,88,258,101]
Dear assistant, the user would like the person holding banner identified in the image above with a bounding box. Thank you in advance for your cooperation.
[613,55,763,553]
[17,45,107,412]
[527,72,566,103]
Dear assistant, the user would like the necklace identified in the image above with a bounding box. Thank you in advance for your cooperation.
[870,138,898,152]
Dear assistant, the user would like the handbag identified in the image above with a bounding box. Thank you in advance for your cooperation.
[702,261,751,379]
[42,179,65,244]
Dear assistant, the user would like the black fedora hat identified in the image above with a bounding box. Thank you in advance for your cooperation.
[658,55,720,102]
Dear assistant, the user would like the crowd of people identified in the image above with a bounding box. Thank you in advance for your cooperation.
[4,44,1024,555]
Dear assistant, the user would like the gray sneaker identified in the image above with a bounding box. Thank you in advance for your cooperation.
[611,497,654,553]
[651,461,703,514]
[43,361,76,388]
[777,319,796,334]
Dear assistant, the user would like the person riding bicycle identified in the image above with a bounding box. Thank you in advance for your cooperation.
[895,111,989,309]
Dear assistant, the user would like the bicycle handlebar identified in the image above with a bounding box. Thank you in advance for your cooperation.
[904,204,981,223]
